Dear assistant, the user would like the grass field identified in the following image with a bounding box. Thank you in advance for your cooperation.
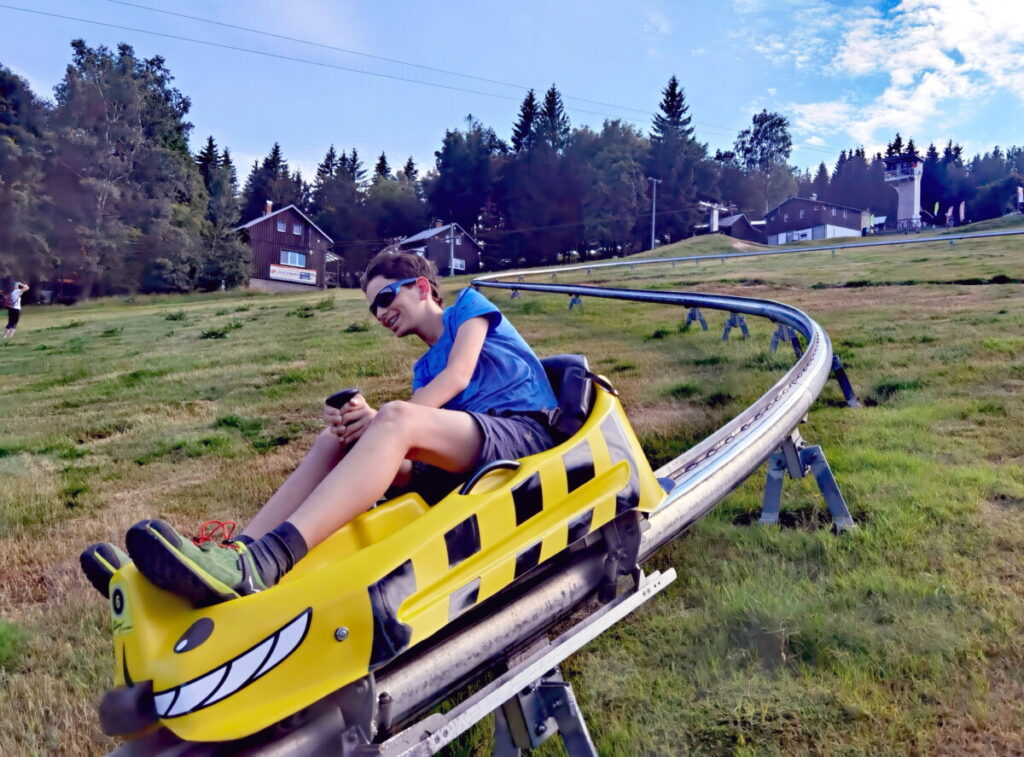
[1,220,1022,755]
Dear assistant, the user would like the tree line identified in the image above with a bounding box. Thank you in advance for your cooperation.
[2,41,1022,296]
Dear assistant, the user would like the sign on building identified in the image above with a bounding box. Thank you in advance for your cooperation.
[269,264,318,285]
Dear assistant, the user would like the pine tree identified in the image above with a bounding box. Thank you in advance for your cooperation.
[348,149,366,184]
[646,75,707,238]
[537,85,570,152]
[402,156,417,181]
[811,162,829,199]
[511,89,539,153]
[220,147,236,185]
[905,137,917,156]
[650,75,694,145]
[195,135,219,190]
[886,133,904,157]
[316,145,338,184]
[374,151,391,179]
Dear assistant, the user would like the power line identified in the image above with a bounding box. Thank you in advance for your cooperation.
[0,2,835,154]
[327,205,699,248]
[104,0,655,118]
[104,0,836,154]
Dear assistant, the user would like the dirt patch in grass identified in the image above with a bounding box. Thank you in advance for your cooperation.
[732,505,836,531]
[932,666,1024,756]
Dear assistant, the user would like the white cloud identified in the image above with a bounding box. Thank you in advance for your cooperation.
[805,135,827,147]
[746,0,1024,151]
[767,87,777,96]
[642,10,673,39]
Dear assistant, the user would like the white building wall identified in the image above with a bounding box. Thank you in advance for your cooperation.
[824,224,861,239]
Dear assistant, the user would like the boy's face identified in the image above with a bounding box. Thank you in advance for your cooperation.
[364,275,428,337]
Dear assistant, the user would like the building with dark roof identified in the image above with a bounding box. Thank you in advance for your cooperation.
[236,203,333,291]
[763,197,870,245]
[396,223,482,275]
[693,213,767,244]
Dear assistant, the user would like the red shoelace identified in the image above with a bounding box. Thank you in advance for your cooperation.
[192,519,238,547]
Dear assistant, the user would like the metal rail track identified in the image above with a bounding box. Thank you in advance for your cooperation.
[505,227,1024,275]
[124,228,1024,752]
[372,274,835,732]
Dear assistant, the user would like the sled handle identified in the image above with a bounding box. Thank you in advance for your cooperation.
[459,459,521,495]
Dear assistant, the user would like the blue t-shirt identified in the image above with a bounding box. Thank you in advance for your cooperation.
[413,288,557,414]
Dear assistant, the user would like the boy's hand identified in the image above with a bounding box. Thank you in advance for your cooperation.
[323,394,376,445]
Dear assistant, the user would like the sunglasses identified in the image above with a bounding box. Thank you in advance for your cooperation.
[369,278,419,315]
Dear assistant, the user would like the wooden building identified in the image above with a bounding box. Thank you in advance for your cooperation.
[396,223,482,276]
[763,196,870,245]
[717,214,767,244]
[236,203,333,291]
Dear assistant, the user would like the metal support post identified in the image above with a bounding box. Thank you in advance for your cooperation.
[830,355,860,408]
[568,295,583,311]
[683,307,708,331]
[759,430,855,532]
[721,312,750,341]
[494,668,596,756]
[769,323,802,357]
[510,289,520,300]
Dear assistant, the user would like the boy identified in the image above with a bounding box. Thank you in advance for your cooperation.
[4,281,29,340]
[81,251,558,607]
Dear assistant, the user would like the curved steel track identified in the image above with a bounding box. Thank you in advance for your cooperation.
[375,266,836,729]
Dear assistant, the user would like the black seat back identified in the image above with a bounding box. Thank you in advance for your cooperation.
[540,354,594,440]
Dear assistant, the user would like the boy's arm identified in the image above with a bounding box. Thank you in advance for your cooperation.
[409,316,489,408]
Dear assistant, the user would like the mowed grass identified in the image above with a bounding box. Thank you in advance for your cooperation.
[1,222,1023,754]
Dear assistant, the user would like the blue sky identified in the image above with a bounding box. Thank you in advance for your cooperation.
[2,0,1022,180]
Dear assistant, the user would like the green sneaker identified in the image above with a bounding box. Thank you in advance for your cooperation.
[125,519,268,607]
[80,543,130,598]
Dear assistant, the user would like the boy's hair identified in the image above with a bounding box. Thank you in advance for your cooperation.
[361,250,443,306]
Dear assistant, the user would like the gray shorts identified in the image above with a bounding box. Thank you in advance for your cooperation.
[399,410,556,505]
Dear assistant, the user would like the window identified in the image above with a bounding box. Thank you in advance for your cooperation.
[843,210,847,219]
[831,208,836,216]
[280,250,308,267]
[276,220,287,233]
[783,213,789,221]
[293,224,302,235]
[455,236,462,246]
[799,209,804,218]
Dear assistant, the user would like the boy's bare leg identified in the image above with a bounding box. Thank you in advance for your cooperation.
[288,402,483,549]
[241,428,345,539]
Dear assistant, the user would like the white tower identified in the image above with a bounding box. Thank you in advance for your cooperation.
[884,153,923,229]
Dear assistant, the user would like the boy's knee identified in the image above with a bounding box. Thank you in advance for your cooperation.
[374,400,417,431]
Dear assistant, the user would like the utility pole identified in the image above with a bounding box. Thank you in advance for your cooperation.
[447,224,455,277]
[647,177,661,251]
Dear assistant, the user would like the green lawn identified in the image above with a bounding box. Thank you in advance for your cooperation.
[1,221,1022,754]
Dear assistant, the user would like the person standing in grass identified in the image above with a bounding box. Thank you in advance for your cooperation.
[81,251,559,607]
[4,281,29,340]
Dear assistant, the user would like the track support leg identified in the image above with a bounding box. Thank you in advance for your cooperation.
[759,430,855,532]
[770,323,802,357]
[683,307,708,331]
[568,294,583,311]
[494,668,597,757]
[830,355,860,408]
[722,312,750,341]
